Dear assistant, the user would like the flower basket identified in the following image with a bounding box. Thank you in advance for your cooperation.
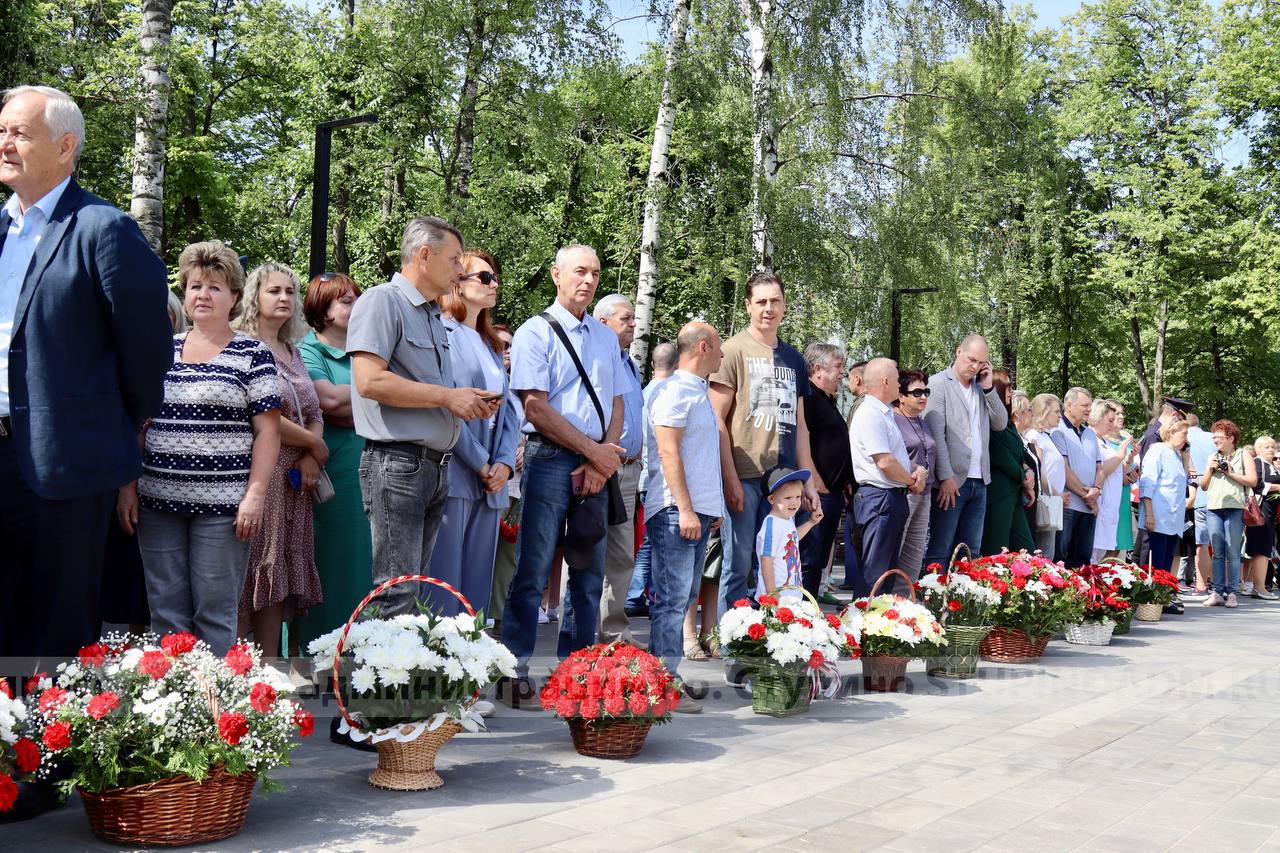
[369,722,463,791]
[927,624,991,679]
[1134,602,1163,622]
[78,765,254,847]
[843,571,948,667]
[1113,607,1134,635]
[862,654,911,692]
[750,661,811,716]
[567,718,653,759]
[1063,619,1115,646]
[980,627,1051,663]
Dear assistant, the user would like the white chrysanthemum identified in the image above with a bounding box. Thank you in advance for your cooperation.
[351,666,377,694]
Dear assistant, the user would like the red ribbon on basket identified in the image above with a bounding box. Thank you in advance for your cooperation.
[330,574,477,730]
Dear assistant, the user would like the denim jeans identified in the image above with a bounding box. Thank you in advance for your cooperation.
[627,532,652,610]
[1207,508,1244,595]
[137,507,250,656]
[501,438,607,673]
[359,446,450,618]
[1057,507,1097,569]
[718,476,765,617]
[646,507,713,678]
[799,490,847,597]
[923,478,987,568]
[852,486,909,596]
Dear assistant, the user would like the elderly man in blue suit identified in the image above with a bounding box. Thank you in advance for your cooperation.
[0,86,172,658]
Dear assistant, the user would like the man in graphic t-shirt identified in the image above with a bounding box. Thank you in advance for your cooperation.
[709,271,821,625]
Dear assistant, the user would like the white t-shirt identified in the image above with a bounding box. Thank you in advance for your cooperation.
[1028,430,1066,495]
[965,383,984,479]
[755,514,803,599]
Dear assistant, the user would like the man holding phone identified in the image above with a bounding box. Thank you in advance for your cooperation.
[921,334,1007,568]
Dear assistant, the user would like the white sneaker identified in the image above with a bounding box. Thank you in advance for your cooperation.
[1226,593,1239,608]
[545,606,560,622]
[1204,592,1225,607]
[1243,582,1255,595]
[538,607,550,624]
[472,700,496,718]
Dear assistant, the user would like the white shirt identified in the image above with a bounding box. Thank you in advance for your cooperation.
[1028,430,1066,495]
[509,300,628,440]
[643,370,724,519]
[964,382,984,479]
[0,176,71,416]
[755,514,803,600]
[849,394,912,490]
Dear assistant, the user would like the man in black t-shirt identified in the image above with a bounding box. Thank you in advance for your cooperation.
[800,343,852,603]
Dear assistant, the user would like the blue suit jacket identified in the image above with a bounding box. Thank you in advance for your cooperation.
[443,316,518,508]
[1,178,172,499]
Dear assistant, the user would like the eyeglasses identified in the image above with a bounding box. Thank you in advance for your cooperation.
[907,388,931,398]
[464,270,500,285]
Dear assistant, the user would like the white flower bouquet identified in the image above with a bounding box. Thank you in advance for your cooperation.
[842,595,948,659]
[716,594,848,671]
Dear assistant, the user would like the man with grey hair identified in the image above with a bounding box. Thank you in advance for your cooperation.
[1050,386,1104,568]
[591,293,644,642]
[0,85,171,658]
[626,341,680,618]
[347,215,500,616]
[800,342,851,604]
[500,244,629,706]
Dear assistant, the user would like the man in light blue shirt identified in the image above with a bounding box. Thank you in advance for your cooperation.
[1186,412,1216,590]
[627,343,678,617]
[593,293,646,642]
[500,244,629,703]
[1050,386,1103,568]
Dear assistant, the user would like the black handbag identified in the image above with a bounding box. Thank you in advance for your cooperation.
[540,312,629,526]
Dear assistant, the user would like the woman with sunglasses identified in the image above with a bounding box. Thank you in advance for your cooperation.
[426,250,519,617]
[981,370,1035,555]
[893,369,936,578]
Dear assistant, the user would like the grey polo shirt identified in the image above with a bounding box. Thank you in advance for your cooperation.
[346,273,460,450]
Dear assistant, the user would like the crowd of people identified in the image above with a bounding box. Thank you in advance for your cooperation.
[3,84,1276,729]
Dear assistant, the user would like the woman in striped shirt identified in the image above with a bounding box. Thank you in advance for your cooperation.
[118,240,281,655]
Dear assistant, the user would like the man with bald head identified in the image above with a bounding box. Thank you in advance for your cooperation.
[848,358,925,593]
[922,334,1007,568]
[0,86,171,657]
[643,321,725,709]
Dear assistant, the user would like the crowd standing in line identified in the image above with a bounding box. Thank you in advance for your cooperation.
[8,85,1280,721]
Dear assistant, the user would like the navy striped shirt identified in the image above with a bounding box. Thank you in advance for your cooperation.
[139,333,281,516]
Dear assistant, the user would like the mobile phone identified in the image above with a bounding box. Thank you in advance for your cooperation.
[288,468,302,490]
[477,390,503,402]
[571,470,585,495]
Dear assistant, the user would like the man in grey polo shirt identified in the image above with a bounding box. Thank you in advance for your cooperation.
[348,216,499,616]
[1050,386,1103,568]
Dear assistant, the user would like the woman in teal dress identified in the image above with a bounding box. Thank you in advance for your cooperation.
[296,273,373,646]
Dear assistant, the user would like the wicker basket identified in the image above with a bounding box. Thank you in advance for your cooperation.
[567,718,653,759]
[927,625,991,679]
[369,722,463,790]
[1134,601,1163,622]
[862,654,910,692]
[980,627,1051,663]
[1064,619,1115,646]
[751,662,811,716]
[1112,607,1134,635]
[78,766,255,847]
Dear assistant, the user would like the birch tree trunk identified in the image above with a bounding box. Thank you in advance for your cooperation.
[742,0,776,272]
[129,0,175,252]
[630,0,692,367]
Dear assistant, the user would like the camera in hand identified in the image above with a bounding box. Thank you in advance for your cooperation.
[1214,454,1230,474]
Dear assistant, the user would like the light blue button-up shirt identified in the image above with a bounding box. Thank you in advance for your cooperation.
[510,299,628,440]
[1138,442,1189,536]
[0,176,71,416]
[617,351,643,458]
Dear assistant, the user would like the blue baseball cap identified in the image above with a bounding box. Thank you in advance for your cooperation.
[766,467,811,496]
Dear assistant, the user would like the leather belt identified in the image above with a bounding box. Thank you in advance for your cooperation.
[0,416,10,439]
[364,439,452,465]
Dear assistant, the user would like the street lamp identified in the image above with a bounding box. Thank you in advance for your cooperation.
[889,286,939,363]
[309,114,378,279]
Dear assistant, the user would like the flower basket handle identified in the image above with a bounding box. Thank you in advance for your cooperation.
[938,543,973,628]
[868,569,917,602]
[330,574,476,731]
[773,585,842,700]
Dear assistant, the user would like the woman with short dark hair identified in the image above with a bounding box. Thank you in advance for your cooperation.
[893,369,934,577]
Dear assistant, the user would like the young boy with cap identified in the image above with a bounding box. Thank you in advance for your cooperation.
[757,468,824,600]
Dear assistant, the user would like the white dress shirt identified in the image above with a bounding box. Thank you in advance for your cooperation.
[849,394,912,490]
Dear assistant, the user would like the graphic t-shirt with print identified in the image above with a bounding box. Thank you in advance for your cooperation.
[755,514,803,599]
[710,331,811,480]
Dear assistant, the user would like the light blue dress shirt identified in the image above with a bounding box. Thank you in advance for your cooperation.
[1138,442,1189,535]
[617,351,644,458]
[0,176,71,416]
[510,300,628,440]
[1187,427,1216,509]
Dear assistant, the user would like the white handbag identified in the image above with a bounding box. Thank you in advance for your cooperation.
[1035,491,1064,532]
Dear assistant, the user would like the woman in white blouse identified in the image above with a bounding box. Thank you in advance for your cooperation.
[1027,393,1067,560]
[427,250,519,616]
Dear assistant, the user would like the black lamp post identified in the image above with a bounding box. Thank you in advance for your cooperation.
[309,114,378,279]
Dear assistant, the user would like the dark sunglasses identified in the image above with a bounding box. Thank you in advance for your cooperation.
[906,388,931,398]
[464,270,499,285]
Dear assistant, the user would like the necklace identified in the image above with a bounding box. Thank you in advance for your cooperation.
[902,414,931,470]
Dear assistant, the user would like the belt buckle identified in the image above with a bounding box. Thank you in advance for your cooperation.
[438,450,452,465]
[0,419,8,438]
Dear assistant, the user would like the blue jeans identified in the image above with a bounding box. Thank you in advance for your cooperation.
[1057,507,1097,569]
[646,507,713,678]
[799,491,847,597]
[923,478,987,569]
[627,533,652,610]
[718,476,766,617]
[1207,508,1244,595]
[501,439,606,673]
[852,486,909,597]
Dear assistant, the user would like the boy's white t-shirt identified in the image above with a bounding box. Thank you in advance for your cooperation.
[756,513,803,599]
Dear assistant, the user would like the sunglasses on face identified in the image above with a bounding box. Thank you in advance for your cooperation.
[906,388,931,398]
[464,270,499,285]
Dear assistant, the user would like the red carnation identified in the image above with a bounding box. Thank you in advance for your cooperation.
[808,650,825,670]
[628,693,650,715]
[926,563,943,572]
[1011,577,1026,589]
[747,623,767,640]
[160,632,198,657]
[947,600,962,612]
[86,692,120,721]
[41,721,71,751]
[0,680,11,699]
[603,693,626,716]
[292,706,314,737]
[138,650,171,680]
[757,594,779,607]
[250,682,277,714]
[884,609,900,620]
[218,711,249,745]
[38,687,69,715]
[854,600,868,610]
[0,773,16,813]
[77,643,108,668]
[825,614,842,629]
[776,607,795,624]
[733,598,751,608]
[555,698,578,718]
[13,738,40,774]
[579,699,601,720]
[224,644,253,676]
[23,673,47,694]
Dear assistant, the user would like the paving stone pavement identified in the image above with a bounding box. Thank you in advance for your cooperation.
[8,598,1280,852]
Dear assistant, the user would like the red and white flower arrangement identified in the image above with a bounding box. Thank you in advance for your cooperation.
[916,563,1003,626]
[540,643,680,724]
[717,595,849,671]
[26,632,312,796]
[953,550,1089,638]
[0,680,43,813]
[1076,565,1133,623]
[842,595,948,658]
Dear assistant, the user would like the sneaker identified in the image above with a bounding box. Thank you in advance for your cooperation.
[538,607,550,624]
[472,700,496,718]
[817,591,842,606]
[1226,593,1239,608]
[1203,592,1225,607]
[1254,588,1279,601]
[1243,582,1255,595]
[545,606,560,622]
[1183,587,1210,598]
[671,683,704,714]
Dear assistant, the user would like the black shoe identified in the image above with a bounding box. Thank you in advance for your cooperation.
[329,716,377,752]
[496,675,540,711]
[1162,602,1185,615]
[624,604,650,618]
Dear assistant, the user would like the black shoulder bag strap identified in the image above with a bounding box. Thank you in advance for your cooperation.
[540,312,629,525]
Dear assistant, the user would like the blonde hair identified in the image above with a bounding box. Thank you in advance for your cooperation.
[236,262,307,350]
[178,240,245,321]
[1011,390,1031,416]
[1255,435,1276,452]
[1160,419,1189,443]
[1089,398,1118,426]
[1030,393,1061,431]
[166,289,187,333]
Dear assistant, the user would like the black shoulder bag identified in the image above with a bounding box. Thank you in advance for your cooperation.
[540,312,629,526]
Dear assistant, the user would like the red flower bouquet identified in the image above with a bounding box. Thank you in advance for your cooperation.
[0,680,45,814]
